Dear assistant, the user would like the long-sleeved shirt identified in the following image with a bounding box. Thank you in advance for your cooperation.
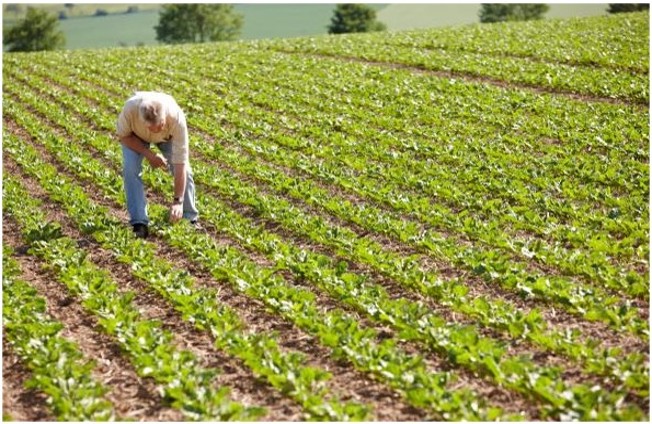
[117,91,189,164]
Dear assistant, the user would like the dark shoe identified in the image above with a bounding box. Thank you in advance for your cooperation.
[132,223,149,239]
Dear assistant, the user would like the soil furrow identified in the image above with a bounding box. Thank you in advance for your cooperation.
[3,122,433,421]
[284,51,648,108]
[2,216,183,422]
[2,337,56,422]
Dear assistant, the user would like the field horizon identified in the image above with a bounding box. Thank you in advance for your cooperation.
[3,3,610,50]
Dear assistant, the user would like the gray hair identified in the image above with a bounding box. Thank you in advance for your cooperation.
[139,99,166,126]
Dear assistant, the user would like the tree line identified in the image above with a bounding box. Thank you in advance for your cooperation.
[4,3,648,52]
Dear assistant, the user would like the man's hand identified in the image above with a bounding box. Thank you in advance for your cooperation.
[147,152,168,170]
[170,203,183,223]
[120,135,167,170]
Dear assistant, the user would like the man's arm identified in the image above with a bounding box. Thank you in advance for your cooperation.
[170,163,187,222]
[172,163,187,199]
[120,134,167,169]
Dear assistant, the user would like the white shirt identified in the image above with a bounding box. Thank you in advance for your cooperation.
[117,92,189,164]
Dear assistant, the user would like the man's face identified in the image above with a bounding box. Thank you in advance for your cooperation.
[147,119,166,133]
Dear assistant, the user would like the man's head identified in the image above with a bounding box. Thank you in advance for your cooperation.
[139,99,167,133]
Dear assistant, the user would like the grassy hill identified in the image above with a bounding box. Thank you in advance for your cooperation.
[378,3,608,30]
[3,3,610,50]
[2,11,649,423]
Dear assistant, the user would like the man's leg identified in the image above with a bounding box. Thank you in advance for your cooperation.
[157,141,199,222]
[121,141,149,226]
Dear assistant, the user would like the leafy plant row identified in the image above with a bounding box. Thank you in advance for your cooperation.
[2,172,262,421]
[354,12,649,73]
[180,55,648,273]
[259,12,649,104]
[23,60,646,330]
[2,99,504,417]
[3,68,648,420]
[150,52,647,246]
[210,53,648,243]
[4,65,649,400]
[170,52,647,265]
[28,52,647,303]
[6,60,650,411]
[20,48,648,264]
[64,47,649,217]
[2,245,116,421]
[3,12,648,421]
[10,55,645,334]
[2,101,502,421]
[1,120,373,421]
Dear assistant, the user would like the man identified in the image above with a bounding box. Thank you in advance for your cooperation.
[117,91,199,239]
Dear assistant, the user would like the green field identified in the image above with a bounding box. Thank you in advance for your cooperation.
[51,4,348,48]
[3,10,649,423]
[3,3,610,50]
[378,3,609,30]
[2,3,384,48]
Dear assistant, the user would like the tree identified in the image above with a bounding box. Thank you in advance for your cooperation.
[328,4,386,34]
[607,4,649,13]
[155,4,243,44]
[479,4,549,23]
[3,7,65,52]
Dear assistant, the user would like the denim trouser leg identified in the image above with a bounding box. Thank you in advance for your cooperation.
[122,142,149,226]
[156,141,199,222]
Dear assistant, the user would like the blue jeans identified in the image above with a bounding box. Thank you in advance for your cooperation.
[122,140,199,226]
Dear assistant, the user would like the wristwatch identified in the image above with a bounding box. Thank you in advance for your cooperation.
[173,197,183,205]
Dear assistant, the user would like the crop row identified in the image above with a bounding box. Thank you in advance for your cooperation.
[3,11,649,422]
[154,50,648,242]
[2,174,266,421]
[350,12,649,73]
[3,103,502,420]
[2,244,116,421]
[261,12,649,103]
[5,64,648,420]
[202,55,648,252]
[4,59,649,391]
[23,49,648,293]
[9,55,647,336]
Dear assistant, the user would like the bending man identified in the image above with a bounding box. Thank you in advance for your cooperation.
[117,91,199,239]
